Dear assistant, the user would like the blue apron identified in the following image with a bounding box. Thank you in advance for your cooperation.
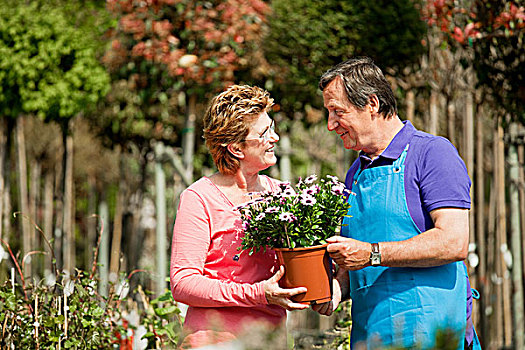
[341,145,469,349]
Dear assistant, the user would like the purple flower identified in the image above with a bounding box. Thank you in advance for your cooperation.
[255,213,266,221]
[242,221,250,230]
[300,194,317,206]
[279,212,297,223]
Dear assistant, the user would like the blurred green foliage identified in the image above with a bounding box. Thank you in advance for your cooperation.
[0,0,110,125]
[263,0,427,118]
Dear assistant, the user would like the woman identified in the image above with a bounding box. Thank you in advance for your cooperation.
[170,85,308,348]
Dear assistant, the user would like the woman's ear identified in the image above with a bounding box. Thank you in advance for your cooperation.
[227,143,245,159]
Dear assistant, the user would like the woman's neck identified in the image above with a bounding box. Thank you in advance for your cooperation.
[211,170,264,193]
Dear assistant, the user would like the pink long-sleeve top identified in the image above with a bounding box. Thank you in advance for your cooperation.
[170,176,285,348]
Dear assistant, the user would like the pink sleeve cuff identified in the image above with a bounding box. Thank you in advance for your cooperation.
[255,281,269,305]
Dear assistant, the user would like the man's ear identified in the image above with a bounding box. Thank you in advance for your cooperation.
[368,95,380,114]
[227,143,245,159]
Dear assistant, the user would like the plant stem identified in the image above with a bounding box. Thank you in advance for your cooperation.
[284,225,291,248]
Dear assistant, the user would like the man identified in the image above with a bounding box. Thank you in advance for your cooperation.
[313,57,480,349]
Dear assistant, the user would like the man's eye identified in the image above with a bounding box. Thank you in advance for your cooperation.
[335,110,345,115]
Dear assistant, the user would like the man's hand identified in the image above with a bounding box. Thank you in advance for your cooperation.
[262,266,310,311]
[326,236,371,271]
[312,268,349,316]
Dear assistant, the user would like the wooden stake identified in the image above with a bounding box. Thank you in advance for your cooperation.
[10,267,14,294]
[35,295,39,350]
[64,293,68,338]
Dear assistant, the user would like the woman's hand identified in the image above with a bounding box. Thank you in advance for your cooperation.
[262,266,310,311]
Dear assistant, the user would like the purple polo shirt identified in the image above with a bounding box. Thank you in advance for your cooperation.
[344,120,474,345]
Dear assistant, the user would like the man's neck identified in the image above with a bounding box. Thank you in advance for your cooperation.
[364,115,404,159]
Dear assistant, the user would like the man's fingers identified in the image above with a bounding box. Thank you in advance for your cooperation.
[311,301,333,315]
[286,302,310,310]
[327,242,345,253]
[326,236,344,243]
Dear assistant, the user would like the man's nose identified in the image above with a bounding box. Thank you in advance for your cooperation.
[327,114,339,131]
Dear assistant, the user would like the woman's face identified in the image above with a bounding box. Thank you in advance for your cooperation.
[239,112,279,173]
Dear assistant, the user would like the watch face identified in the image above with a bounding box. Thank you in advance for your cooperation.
[371,255,381,266]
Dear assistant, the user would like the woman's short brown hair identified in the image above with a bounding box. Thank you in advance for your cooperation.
[203,85,274,175]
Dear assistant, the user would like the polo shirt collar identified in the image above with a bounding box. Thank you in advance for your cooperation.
[359,120,416,163]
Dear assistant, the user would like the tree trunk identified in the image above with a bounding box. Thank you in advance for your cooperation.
[508,122,524,350]
[43,171,54,276]
[463,92,475,277]
[491,119,504,349]
[155,142,167,296]
[279,134,292,182]
[475,105,486,337]
[98,196,110,297]
[0,117,6,241]
[2,118,14,242]
[16,116,32,276]
[447,99,456,147]
[54,124,65,271]
[62,125,74,273]
[486,166,497,349]
[127,152,147,290]
[406,90,415,123]
[183,94,196,183]
[429,90,438,135]
[29,160,41,276]
[110,146,126,281]
[87,174,97,269]
[518,125,525,309]
[496,120,512,347]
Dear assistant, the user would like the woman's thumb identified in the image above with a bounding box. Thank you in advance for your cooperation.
[271,265,285,282]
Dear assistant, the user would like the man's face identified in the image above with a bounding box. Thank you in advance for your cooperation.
[322,76,372,151]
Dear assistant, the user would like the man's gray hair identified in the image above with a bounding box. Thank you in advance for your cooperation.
[319,57,397,118]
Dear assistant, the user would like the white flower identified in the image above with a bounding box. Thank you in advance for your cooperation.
[64,280,75,297]
[133,325,148,350]
[265,206,279,213]
[331,184,345,196]
[0,245,9,263]
[45,271,57,287]
[326,175,340,182]
[116,279,130,300]
[303,185,319,195]
[33,321,40,327]
[255,213,266,221]
[300,194,317,206]
[304,174,318,184]
[279,212,296,223]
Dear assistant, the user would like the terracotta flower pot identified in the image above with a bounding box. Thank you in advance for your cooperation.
[274,244,333,304]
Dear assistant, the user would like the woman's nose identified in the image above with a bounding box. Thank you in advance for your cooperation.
[269,130,280,142]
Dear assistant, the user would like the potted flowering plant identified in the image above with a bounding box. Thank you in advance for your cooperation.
[238,174,351,303]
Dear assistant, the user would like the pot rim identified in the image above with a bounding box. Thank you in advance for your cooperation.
[272,243,329,252]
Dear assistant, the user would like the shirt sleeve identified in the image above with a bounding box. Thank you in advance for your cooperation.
[418,137,472,212]
[169,188,267,307]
